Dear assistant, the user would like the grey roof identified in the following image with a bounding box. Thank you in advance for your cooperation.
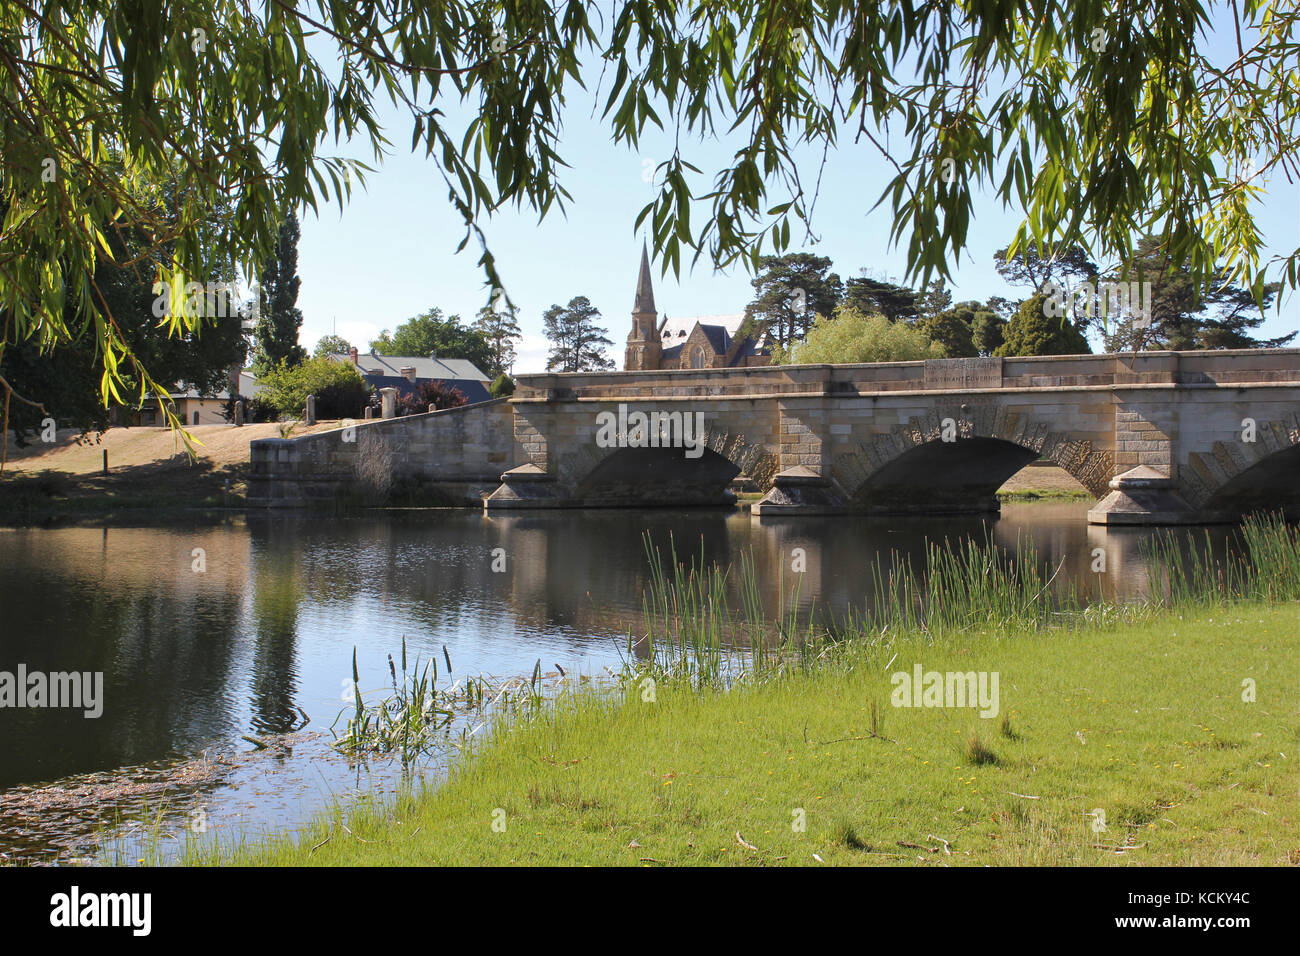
[329,353,489,382]
[164,370,261,400]
[698,324,731,354]
[730,334,771,363]
[656,314,771,365]
[658,313,745,339]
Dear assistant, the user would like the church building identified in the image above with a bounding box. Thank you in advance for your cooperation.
[623,244,771,371]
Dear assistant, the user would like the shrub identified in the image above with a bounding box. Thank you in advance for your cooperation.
[352,430,395,505]
[919,307,979,357]
[995,294,1092,357]
[256,356,372,419]
[372,379,468,416]
[772,307,945,364]
[236,396,279,423]
[489,373,515,398]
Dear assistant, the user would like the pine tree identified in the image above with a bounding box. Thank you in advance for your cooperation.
[842,274,920,321]
[253,212,306,372]
[542,297,614,371]
[1101,236,1294,352]
[473,303,522,377]
[743,254,842,347]
[913,278,954,323]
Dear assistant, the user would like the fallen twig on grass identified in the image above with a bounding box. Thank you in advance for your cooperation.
[898,841,939,853]
[1092,842,1147,852]
[340,823,371,844]
[927,834,952,855]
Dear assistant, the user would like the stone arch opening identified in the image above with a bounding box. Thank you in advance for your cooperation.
[1193,442,1300,519]
[573,445,742,507]
[833,408,1113,515]
[847,437,1044,514]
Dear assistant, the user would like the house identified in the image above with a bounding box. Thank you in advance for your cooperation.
[331,349,492,404]
[624,243,772,371]
[126,371,260,426]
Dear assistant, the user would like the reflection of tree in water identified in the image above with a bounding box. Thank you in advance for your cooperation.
[0,530,244,789]
[248,523,303,735]
[499,512,737,636]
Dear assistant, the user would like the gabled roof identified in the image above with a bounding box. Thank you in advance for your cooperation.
[329,353,489,382]
[657,313,746,342]
[696,324,731,354]
[658,313,771,362]
[164,370,262,400]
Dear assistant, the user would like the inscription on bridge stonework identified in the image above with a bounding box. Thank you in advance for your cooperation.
[923,357,1003,390]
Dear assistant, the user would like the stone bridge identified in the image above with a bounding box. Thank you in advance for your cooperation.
[248,350,1300,525]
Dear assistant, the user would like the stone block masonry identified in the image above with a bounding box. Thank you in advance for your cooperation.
[247,399,521,508]
[249,351,1300,525]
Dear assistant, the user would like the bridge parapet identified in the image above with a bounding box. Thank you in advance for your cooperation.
[501,350,1300,523]
[515,349,1300,400]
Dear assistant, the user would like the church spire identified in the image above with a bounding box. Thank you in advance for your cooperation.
[624,241,662,371]
[633,241,656,316]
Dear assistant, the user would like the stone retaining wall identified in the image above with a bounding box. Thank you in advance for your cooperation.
[247,399,520,508]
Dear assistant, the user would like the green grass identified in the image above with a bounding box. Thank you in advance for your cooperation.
[182,515,1300,867]
[184,604,1298,867]
[995,488,1092,501]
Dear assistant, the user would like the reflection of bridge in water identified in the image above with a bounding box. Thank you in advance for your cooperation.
[250,350,1300,526]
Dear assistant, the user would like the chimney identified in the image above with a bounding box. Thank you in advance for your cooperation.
[400,366,417,382]
[349,347,359,366]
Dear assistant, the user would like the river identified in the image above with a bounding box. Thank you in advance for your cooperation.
[0,502,1240,862]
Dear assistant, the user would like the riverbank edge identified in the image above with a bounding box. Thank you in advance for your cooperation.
[0,483,1087,521]
[181,600,1299,867]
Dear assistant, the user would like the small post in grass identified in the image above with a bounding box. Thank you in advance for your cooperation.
[102,449,108,475]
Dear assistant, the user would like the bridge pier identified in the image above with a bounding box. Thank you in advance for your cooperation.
[247,352,1300,524]
[748,466,846,516]
[481,463,561,508]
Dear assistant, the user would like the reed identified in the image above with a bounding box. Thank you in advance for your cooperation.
[627,512,1299,694]
[331,636,454,768]
[631,532,815,690]
[1143,512,1300,605]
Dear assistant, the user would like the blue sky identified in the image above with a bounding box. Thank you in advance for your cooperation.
[293,13,1299,374]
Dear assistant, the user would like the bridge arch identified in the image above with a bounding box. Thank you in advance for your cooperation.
[830,404,1113,514]
[565,423,778,508]
[1183,416,1300,518]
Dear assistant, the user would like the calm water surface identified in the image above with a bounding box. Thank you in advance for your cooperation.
[0,503,1240,861]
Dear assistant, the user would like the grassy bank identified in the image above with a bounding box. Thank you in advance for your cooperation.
[0,422,341,518]
[190,604,1295,866]
[995,488,1091,502]
[185,517,1300,867]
